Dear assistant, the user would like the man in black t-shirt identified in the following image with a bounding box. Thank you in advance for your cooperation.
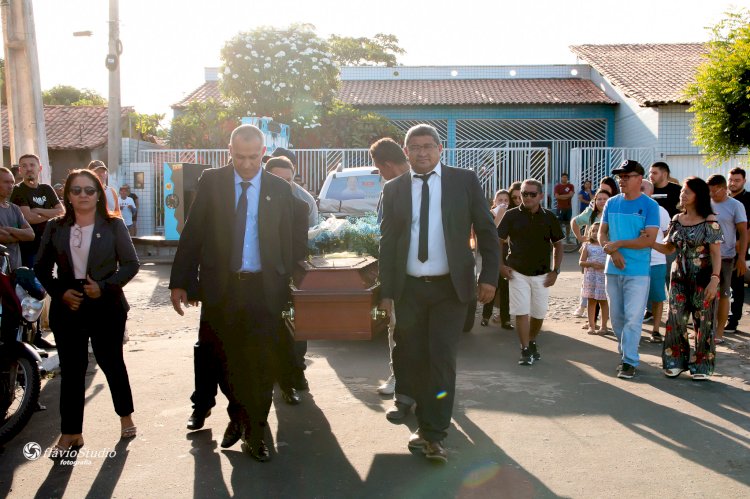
[648,161,681,294]
[11,154,64,267]
[727,167,750,332]
[498,178,564,366]
[649,162,681,218]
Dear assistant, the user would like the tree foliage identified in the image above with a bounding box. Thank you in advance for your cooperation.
[169,99,240,148]
[327,33,405,66]
[42,85,106,106]
[686,9,750,162]
[219,24,339,131]
[293,100,404,148]
[127,112,166,143]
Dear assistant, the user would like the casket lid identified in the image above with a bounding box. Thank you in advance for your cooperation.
[301,252,376,271]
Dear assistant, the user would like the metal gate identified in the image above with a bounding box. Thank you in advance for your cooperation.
[139,146,550,233]
[569,147,655,214]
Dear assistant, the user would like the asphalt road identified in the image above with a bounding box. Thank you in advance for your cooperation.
[0,255,748,498]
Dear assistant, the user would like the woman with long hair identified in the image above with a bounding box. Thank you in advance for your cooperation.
[482,189,513,329]
[652,177,722,380]
[35,169,140,456]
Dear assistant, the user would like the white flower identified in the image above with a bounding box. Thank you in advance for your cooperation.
[312,57,318,62]
[304,84,310,91]
[264,63,271,68]
[312,65,319,70]
[251,51,258,57]
[224,67,231,74]
[245,43,252,48]
[263,80,271,85]
[278,82,286,88]
[235,53,242,58]
[275,50,286,58]
[321,58,330,64]
[253,68,260,72]
[232,74,239,79]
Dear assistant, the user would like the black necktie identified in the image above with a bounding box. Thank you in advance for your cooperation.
[231,181,251,271]
[416,172,434,262]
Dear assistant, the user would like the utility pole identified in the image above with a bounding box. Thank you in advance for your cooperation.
[107,0,121,180]
[1,0,50,183]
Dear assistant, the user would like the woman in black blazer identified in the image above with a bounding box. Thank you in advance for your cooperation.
[35,169,140,455]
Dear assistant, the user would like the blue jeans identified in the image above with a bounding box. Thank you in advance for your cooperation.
[606,275,650,367]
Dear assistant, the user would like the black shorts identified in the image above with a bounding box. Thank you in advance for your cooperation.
[556,208,572,223]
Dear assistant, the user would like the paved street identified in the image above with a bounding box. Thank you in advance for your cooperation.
[1,254,749,498]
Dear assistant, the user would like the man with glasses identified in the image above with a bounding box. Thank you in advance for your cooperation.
[707,174,747,344]
[498,179,564,366]
[379,124,499,463]
[598,160,660,379]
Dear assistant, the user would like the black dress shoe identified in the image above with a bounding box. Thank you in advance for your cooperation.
[242,439,271,462]
[501,321,514,330]
[293,372,309,391]
[187,408,211,430]
[281,388,301,405]
[220,420,242,448]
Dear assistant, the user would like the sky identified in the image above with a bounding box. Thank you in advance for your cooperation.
[8,0,749,121]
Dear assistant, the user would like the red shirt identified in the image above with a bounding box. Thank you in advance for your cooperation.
[554,183,574,209]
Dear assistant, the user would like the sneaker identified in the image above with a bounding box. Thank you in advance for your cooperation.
[377,375,396,395]
[529,341,541,360]
[407,432,427,450]
[617,363,636,379]
[643,311,653,322]
[423,441,448,463]
[518,347,534,366]
[385,401,411,421]
[649,332,664,343]
[571,306,586,318]
[724,322,738,333]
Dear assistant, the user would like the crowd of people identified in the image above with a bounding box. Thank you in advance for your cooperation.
[6,122,747,467]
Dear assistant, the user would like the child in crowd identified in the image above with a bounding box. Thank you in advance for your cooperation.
[579,223,609,335]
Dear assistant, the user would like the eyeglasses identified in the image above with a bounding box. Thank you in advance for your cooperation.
[617,174,641,181]
[406,144,439,153]
[521,191,539,198]
[72,226,82,248]
[70,186,97,196]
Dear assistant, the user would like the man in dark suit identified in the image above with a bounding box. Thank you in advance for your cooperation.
[378,124,500,463]
[170,124,297,462]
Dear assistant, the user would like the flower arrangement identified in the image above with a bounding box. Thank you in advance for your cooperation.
[307,214,380,257]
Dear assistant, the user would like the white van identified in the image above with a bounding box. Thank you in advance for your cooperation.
[317,166,382,217]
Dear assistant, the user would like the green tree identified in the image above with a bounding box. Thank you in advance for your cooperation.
[686,9,750,162]
[294,100,404,148]
[327,33,405,66]
[42,85,106,106]
[127,112,166,143]
[169,99,240,148]
[219,24,339,131]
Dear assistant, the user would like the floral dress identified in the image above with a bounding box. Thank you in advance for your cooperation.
[581,243,606,301]
[663,219,723,375]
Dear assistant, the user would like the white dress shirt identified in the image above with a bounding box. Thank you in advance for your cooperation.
[406,162,450,276]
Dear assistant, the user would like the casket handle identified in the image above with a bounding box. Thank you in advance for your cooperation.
[371,307,387,321]
[282,307,295,322]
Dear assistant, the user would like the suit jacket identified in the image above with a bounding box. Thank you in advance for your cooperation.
[34,214,140,328]
[169,165,296,315]
[379,165,500,304]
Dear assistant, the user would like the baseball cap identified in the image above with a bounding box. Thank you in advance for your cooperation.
[611,159,644,176]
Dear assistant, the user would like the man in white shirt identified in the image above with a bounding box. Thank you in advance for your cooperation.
[119,185,137,236]
[641,179,670,343]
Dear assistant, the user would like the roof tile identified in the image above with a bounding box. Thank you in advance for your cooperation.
[569,43,707,106]
[2,105,132,150]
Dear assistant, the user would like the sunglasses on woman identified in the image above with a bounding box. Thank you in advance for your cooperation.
[70,186,98,196]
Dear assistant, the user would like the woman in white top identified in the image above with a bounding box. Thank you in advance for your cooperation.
[35,169,139,457]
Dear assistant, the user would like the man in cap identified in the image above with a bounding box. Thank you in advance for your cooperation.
[598,160,660,380]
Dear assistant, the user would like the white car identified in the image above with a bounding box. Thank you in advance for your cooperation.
[317,166,382,217]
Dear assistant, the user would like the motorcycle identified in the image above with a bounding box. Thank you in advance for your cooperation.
[0,244,47,445]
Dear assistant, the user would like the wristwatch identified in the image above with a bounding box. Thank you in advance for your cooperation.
[553,268,561,275]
